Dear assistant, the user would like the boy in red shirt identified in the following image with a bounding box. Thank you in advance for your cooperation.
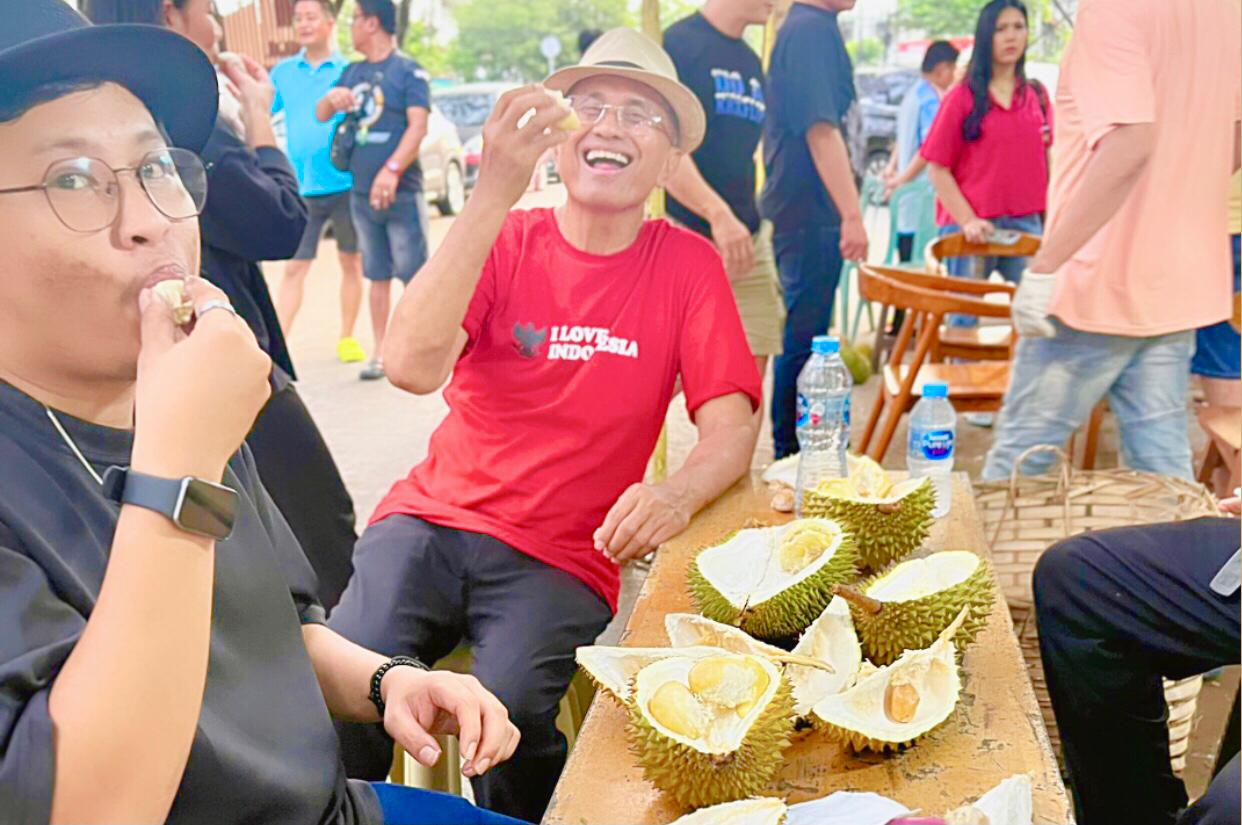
[329,29,761,822]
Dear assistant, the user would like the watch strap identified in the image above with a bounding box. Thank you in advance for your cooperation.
[102,466,183,516]
[369,655,429,717]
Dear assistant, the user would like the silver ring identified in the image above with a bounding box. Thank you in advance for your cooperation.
[196,299,239,320]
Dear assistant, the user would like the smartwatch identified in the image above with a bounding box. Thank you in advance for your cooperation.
[102,466,238,540]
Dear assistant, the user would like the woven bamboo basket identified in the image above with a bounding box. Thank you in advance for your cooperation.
[974,445,1219,772]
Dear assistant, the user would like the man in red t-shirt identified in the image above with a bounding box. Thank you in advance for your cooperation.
[329,28,761,821]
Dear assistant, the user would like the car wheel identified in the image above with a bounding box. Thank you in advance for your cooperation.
[865,150,890,179]
[436,163,466,216]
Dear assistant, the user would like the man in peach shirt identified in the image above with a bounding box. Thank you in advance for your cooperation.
[982,0,1242,481]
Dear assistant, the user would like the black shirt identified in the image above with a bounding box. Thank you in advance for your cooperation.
[200,121,307,383]
[759,4,858,232]
[663,12,765,238]
[0,382,382,825]
[336,52,431,195]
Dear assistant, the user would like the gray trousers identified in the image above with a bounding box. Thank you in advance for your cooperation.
[328,515,612,823]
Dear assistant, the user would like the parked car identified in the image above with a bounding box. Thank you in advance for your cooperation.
[434,82,518,187]
[852,67,919,181]
[421,104,468,216]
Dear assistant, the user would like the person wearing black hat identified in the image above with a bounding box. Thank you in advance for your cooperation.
[86,0,362,612]
[0,3,521,824]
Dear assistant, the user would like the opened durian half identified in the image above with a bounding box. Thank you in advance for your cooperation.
[811,608,967,752]
[689,518,858,642]
[799,455,936,571]
[665,596,862,719]
[667,797,787,825]
[576,646,795,808]
[833,550,995,665]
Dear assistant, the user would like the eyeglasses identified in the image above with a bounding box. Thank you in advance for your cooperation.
[567,97,674,141]
[0,149,208,233]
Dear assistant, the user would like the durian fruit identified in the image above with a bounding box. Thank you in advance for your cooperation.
[668,797,787,825]
[832,550,995,665]
[576,646,795,808]
[943,774,1033,825]
[152,279,193,325]
[800,457,936,570]
[811,609,967,752]
[665,596,862,720]
[688,519,858,642]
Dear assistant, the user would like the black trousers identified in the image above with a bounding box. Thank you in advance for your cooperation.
[247,384,358,610]
[1034,518,1240,825]
[328,516,613,823]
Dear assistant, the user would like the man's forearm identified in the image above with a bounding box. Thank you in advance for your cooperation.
[807,123,862,220]
[383,188,510,392]
[663,397,756,515]
[1031,123,1154,273]
[892,155,928,189]
[387,126,427,177]
[48,509,216,824]
[664,154,734,225]
[302,623,386,723]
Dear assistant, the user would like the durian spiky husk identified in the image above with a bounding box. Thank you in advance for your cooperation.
[630,654,795,808]
[811,609,966,752]
[843,550,995,665]
[668,797,788,825]
[688,519,858,642]
[800,457,935,570]
[665,596,863,719]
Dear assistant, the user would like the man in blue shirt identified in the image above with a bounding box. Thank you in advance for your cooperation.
[883,40,958,262]
[271,0,367,365]
[760,0,867,459]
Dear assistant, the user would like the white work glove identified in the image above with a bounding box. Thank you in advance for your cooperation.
[1013,270,1057,338]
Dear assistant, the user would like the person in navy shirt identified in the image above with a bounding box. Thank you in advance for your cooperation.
[271,0,367,365]
[760,0,867,459]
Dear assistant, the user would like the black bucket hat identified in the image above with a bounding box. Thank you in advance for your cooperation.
[0,0,218,152]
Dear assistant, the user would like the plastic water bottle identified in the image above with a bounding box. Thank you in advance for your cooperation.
[794,335,853,515]
[907,382,956,518]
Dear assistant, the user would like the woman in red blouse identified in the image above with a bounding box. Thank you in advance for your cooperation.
[921,0,1051,285]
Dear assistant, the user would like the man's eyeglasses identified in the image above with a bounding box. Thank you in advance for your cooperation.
[567,97,674,142]
[0,149,208,233]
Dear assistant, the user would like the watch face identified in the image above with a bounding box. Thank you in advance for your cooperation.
[179,479,238,539]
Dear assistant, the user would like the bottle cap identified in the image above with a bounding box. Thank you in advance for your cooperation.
[922,382,949,398]
[812,335,840,355]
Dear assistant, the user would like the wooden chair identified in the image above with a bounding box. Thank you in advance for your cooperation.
[855,264,1013,462]
[1197,406,1242,496]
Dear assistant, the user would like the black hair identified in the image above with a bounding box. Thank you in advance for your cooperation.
[578,29,602,57]
[0,78,106,124]
[293,0,338,18]
[355,0,396,35]
[962,0,1029,142]
[84,0,187,25]
[921,40,959,74]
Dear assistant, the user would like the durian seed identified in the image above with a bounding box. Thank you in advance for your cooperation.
[883,681,921,723]
[648,681,710,739]
[832,584,884,616]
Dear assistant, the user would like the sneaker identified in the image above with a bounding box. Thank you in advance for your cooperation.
[964,412,995,428]
[359,358,385,381]
[337,336,366,364]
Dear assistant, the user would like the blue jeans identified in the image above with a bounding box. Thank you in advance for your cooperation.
[941,213,1042,327]
[771,225,843,458]
[982,319,1196,481]
[1191,235,1241,379]
[372,783,530,824]
[351,191,429,283]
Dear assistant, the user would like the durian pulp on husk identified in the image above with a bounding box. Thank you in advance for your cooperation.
[630,655,795,808]
[853,550,995,665]
[667,797,788,825]
[575,645,728,702]
[801,469,936,571]
[688,519,858,641]
[665,596,862,718]
[811,609,966,752]
[944,774,1033,825]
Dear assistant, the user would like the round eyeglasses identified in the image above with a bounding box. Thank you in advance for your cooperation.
[0,148,208,233]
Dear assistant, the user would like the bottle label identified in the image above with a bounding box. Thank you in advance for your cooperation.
[919,429,955,461]
[843,394,851,428]
[796,393,823,428]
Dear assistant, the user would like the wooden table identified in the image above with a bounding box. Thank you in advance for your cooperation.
[545,473,1073,824]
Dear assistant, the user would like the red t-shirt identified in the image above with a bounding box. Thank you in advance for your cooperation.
[920,81,1053,226]
[370,208,762,611]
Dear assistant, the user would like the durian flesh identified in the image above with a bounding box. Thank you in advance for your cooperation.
[845,550,995,665]
[688,519,858,641]
[665,596,862,720]
[630,654,795,808]
[668,797,788,825]
[811,609,966,752]
[800,456,935,570]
